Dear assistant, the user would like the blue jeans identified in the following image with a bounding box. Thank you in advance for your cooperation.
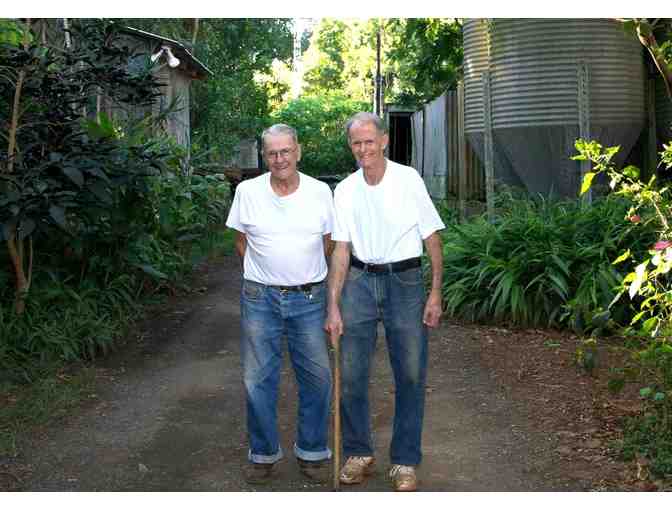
[340,265,428,466]
[240,279,332,464]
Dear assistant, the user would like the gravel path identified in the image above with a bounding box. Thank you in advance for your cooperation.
[8,255,583,491]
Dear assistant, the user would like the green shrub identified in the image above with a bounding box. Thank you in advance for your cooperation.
[271,92,369,175]
[441,193,656,328]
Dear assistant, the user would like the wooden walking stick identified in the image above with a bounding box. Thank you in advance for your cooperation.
[332,330,341,491]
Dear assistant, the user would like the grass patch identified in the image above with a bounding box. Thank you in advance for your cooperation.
[0,367,97,457]
[188,228,237,264]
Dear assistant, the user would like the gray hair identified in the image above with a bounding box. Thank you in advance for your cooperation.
[261,124,298,149]
[345,112,387,141]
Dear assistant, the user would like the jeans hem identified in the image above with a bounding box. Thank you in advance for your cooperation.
[248,447,284,464]
[294,443,332,461]
[390,458,421,467]
[343,450,375,458]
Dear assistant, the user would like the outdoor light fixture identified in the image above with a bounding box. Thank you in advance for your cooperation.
[150,45,181,68]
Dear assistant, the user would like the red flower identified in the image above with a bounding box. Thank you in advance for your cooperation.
[653,240,672,251]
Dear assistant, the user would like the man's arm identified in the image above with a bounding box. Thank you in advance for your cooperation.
[325,241,351,344]
[323,233,334,259]
[422,232,443,328]
[234,231,247,269]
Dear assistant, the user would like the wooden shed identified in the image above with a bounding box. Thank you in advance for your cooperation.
[117,27,212,151]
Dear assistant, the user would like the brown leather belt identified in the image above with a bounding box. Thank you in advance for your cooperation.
[350,255,421,274]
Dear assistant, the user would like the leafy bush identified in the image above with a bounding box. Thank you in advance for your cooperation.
[441,193,656,328]
[271,92,369,175]
[577,139,672,476]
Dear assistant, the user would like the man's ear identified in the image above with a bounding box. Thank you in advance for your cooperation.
[296,144,302,162]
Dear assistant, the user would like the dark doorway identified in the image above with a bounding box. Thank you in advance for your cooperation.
[388,112,413,166]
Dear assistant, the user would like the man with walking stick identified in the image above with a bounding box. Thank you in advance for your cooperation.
[227,123,335,485]
[325,112,445,492]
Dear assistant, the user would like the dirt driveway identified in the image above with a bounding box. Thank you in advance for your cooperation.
[1,255,638,491]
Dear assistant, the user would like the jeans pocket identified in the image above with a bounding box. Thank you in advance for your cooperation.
[391,267,423,287]
[242,280,264,300]
[346,266,365,282]
[308,281,326,302]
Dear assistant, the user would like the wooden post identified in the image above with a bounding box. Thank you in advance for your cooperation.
[332,331,341,491]
[578,61,592,203]
[645,77,658,181]
[483,70,495,222]
[457,81,468,222]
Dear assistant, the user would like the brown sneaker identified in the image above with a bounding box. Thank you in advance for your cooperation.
[389,464,417,491]
[339,456,376,484]
[244,462,276,485]
[297,458,330,483]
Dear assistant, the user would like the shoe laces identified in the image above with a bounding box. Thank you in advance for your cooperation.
[389,464,414,478]
[346,456,372,468]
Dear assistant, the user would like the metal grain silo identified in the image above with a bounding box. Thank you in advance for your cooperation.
[658,79,672,141]
[464,19,646,197]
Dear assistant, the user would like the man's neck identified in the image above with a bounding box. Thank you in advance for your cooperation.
[270,172,300,197]
[362,158,387,186]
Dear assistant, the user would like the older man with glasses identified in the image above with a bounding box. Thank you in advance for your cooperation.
[226,123,335,484]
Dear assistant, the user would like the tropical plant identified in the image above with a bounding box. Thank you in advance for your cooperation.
[441,192,654,328]
[576,139,672,476]
[0,19,167,314]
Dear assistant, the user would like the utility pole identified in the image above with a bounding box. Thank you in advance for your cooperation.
[375,21,382,116]
[292,18,303,99]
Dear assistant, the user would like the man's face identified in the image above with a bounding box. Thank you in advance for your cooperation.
[348,121,388,170]
[263,133,301,182]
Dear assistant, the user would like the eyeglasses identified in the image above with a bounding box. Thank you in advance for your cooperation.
[265,147,296,160]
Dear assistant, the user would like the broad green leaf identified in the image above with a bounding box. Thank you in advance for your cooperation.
[49,205,67,230]
[18,218,36,240]
[612,249,631,265]
[135,264,168,280]
[628,262,648,299]
[62,166,84,187]
[642,317,658,334]
[580,172,595,195]
[87,180,112,204]
[622,165,640,180]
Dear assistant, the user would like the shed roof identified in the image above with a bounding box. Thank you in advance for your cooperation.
[119,26,213,80]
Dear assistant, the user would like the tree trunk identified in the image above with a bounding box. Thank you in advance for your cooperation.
[4,19,33,314]
[7,234,30,315]
[191,19,200,48]
[636,20,672,101]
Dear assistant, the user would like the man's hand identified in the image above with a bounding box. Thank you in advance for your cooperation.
[324,306,343,347]
[423,289,442,328]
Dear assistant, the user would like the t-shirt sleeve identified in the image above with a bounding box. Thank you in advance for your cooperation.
[331,184,351,243]
[225,184,246,234]
[412,173,446,239]
[321,184,336,235]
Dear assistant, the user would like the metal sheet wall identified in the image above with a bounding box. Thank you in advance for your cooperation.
[423,93,448,198]
[410,90,485,201]
[411,110,424,173]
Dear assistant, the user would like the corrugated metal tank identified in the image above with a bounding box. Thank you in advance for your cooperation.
[658,78,672,141]
[464,19,646,196]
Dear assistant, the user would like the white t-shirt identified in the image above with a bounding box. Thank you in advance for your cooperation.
[226,172,335,286]
[332,159,445,264]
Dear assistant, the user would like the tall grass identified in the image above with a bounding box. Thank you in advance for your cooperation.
[441,193,656,328]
